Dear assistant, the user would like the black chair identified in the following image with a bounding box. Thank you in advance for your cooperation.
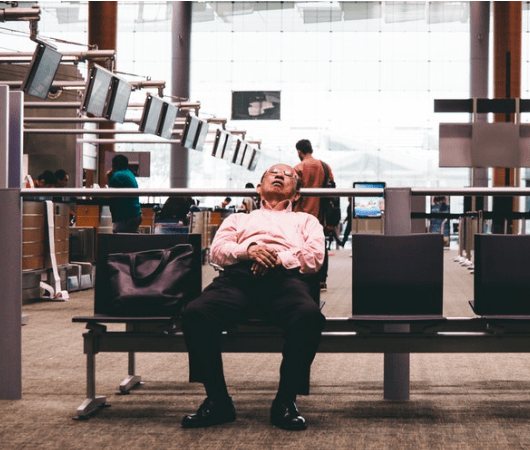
[472,233,530,316]
[352,234,444,317]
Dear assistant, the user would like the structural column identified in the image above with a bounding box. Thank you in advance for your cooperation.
[0,86,23,399]
[171,2,192,188]
[383,188,412,401]
[492,1,521,233]
[470,2,490,193]
[88,1,117,187]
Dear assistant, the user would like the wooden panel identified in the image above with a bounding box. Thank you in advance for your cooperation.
[76,204,100,228]
[141,207,155,228]
[22,202,46,270]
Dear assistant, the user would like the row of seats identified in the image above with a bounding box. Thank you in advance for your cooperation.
[353,233,530,317]
[71,232,530,419]
[91,232,530,320]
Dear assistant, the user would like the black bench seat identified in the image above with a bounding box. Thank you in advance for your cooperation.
[72,233,530,419]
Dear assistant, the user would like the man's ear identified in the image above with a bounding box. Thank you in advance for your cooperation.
[256,183,262,197]
[292,190,301,203]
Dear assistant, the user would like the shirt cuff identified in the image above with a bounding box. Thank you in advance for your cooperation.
[234,242,254,261]
[278,251,300,270]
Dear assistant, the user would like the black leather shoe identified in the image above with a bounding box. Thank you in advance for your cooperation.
[181,397,236,428]
[270,399,306,431]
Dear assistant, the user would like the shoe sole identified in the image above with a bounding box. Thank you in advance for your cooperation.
[181,414,236,428]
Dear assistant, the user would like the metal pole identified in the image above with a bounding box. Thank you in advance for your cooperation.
[171,2,192,188]
[9,91,23,189]
[383,188,412,401]
[0,86,8,188]
[0,189,22,399]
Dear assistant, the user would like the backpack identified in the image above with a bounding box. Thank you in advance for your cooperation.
[320,161,341,228]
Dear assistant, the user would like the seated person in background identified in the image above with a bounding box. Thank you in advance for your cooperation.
[181,164,326,431]
[54,169,69,187]
[218,196,231,209]
[158,197,196,225]
[35,170,57,187]
[106,154,142,233]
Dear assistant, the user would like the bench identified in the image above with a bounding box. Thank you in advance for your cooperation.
[73,232,530,419]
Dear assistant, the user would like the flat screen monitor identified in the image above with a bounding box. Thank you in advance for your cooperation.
[139,94,164,135]
[231,139,243,164]
[212,129,228,157]
[232,90,281,120]
[234,140,248,165]
[158,102,178,140]
[353,181,385,217]
[241,144,254,168]
[81,64,131,123]
[81,65,114,117]
[22,43,62,99]
[194,120,209,151]
[247,148,260,171]
[181,115,200,149]
[222,134,234,159]
[106,76,132,123]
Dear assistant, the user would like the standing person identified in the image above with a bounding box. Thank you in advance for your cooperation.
[106,154,142,233]
[241,182,258,213]
[293,139,335,290]
[181,163,325,431]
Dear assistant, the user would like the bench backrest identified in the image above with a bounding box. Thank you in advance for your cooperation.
[352,234,444,316]
[474,233,530,315]
[94,233,202,315]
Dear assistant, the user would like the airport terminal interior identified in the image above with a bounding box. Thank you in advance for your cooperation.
[4,1,530,448]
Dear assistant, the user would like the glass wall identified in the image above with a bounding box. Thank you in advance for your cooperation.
[189,1,471,206]
[10,2,530,210]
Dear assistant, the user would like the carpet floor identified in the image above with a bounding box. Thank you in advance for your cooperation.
[2,246,530,449]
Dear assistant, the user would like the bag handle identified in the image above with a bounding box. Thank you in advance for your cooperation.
[129,244,193,282]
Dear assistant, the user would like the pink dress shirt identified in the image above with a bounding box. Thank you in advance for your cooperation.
[210,199,325,274]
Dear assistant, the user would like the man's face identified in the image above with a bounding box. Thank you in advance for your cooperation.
[57,176,69,187]
[258,164,300,203]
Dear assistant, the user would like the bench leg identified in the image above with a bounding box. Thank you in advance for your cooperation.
[74,338,108,419]
[383,323,410,400]
[118,351,142,394]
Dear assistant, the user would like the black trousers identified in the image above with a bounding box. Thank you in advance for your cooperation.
[181,264,325,397]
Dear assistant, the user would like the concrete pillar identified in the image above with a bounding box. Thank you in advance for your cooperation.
[470,2,490,191]
[492,1,521,233]
[383,188,412,401]
[171,2,192,188]
[0,189,22,400]
[88,1,117,187]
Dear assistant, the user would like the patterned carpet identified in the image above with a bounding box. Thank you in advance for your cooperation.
[2,246,530,449]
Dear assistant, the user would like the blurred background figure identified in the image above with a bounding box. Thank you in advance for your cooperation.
[54,169,69,188]
[241,183,258,213]
[35,170,57,187]
[157,197,197,225]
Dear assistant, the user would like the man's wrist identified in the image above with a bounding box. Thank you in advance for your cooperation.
[246,242,257,259]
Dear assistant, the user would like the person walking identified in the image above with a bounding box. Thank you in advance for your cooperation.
[293,139,335,290]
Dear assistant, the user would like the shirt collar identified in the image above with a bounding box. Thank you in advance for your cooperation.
[260,199,293,212]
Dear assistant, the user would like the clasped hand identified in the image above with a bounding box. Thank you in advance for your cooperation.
[247,244,281,276]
